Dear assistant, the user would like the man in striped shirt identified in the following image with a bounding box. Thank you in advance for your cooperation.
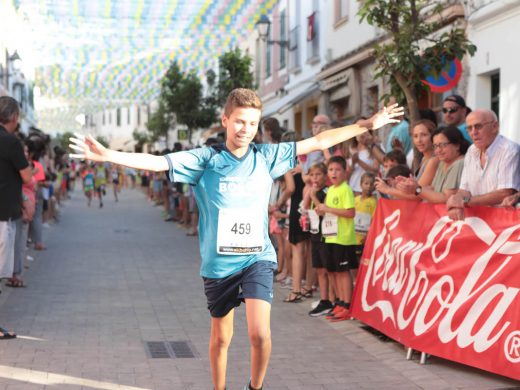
[446,109,520,220]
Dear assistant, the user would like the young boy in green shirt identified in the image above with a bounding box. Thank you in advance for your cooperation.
[315,156,357,322]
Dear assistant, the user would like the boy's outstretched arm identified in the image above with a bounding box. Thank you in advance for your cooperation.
[69,134,169,172]
[295,103,404,156]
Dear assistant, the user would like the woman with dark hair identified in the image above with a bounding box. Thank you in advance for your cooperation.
[376,119,439,199]
[396,126,469,203]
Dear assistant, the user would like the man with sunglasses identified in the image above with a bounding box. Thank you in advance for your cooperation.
[442,94,472,143]
[446,109,520,220]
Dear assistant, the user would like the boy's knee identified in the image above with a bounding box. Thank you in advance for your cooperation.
[211,330,233,349]
[248,328,271,348]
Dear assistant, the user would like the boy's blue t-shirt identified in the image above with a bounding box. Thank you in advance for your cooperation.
[164,142,297,278]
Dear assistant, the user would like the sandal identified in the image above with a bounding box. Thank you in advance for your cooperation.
[0,327,16,340]
[34,243,46,251]
[301,287,313,298]
[284,291,303,303]
[275,272,287,282]
[6,278,26,288]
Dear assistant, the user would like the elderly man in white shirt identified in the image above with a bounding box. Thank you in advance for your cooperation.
[447,109,520,220]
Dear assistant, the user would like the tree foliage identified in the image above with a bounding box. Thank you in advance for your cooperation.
[358,0,477,122]
[146,99,174,143]
[148,48,255,145]
[161,61,215,142]
[95,135,109,148]
[215,47,256,106]
[55,131,75,152]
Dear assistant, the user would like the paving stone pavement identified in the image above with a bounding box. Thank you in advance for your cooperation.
[0,188,518,390]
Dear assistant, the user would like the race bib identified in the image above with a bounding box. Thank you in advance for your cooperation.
[308,210,320,234]
[355,212,372,232]
[321,213,338,237]
[84,177,94,186]
[217,209,264,255]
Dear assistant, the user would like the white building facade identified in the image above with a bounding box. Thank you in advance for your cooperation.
[255,0,520,144]
[465,0,520,143]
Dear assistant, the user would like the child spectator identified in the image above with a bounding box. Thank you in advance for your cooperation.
[315,156,357,322]
[383,149,407,176]
[270,175,291,283]
[305,162,334,316]
[375,164,412,199]
[354,172,377,278]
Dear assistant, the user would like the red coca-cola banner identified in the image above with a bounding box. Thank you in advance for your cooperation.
[351,199,520,380]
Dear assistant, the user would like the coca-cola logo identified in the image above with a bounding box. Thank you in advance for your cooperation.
[360,209,520,356]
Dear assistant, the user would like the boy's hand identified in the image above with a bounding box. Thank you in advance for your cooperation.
[368,104,404,130]
[375,176,391,194]
[69,134,109,162]
[395,175,417,195]
[315,204,327,215]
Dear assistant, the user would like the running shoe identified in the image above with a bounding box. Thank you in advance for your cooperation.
[325,304,344,318]
[308,300,333,317]
[328,307,352,322]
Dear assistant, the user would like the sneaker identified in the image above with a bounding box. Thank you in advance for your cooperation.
[309,300,333,317]
[328,308,352,322]
[244,380,262,390]
[326,304,344,318]
[281,277,292,289]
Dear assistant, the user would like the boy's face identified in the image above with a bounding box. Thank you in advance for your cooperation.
[309,169,326,188]
[327,162,346,186]
[383,159,398,173]
[222,107,261,150]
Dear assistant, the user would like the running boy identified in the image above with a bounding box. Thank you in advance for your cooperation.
[70,89,402,390]
[315,156,357,322]
[81,164,95,207]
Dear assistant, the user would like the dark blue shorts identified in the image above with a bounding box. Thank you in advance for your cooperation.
[203,260,277,318]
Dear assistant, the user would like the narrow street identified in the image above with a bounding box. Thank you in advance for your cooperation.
[0,188,517,390]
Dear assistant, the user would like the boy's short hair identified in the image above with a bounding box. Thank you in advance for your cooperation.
[309,162,327,175]
[224,88,262,117]
[327,156,346,170]
[384,149,407,165]
[386,164,411,179]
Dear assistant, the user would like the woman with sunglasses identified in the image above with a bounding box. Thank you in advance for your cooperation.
[396,126,470,203]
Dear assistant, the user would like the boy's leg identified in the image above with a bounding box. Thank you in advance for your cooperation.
[245,298,271,389]
[335,271,353,303]
[209,309,234,390]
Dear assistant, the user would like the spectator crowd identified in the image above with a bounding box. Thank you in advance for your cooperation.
[1,92,519,340]
[133,93,520,323]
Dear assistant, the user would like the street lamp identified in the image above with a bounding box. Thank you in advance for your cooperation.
[255,14,291,49]
[0,50,23,91]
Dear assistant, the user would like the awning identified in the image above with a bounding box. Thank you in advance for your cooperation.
[262,83,319,117]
